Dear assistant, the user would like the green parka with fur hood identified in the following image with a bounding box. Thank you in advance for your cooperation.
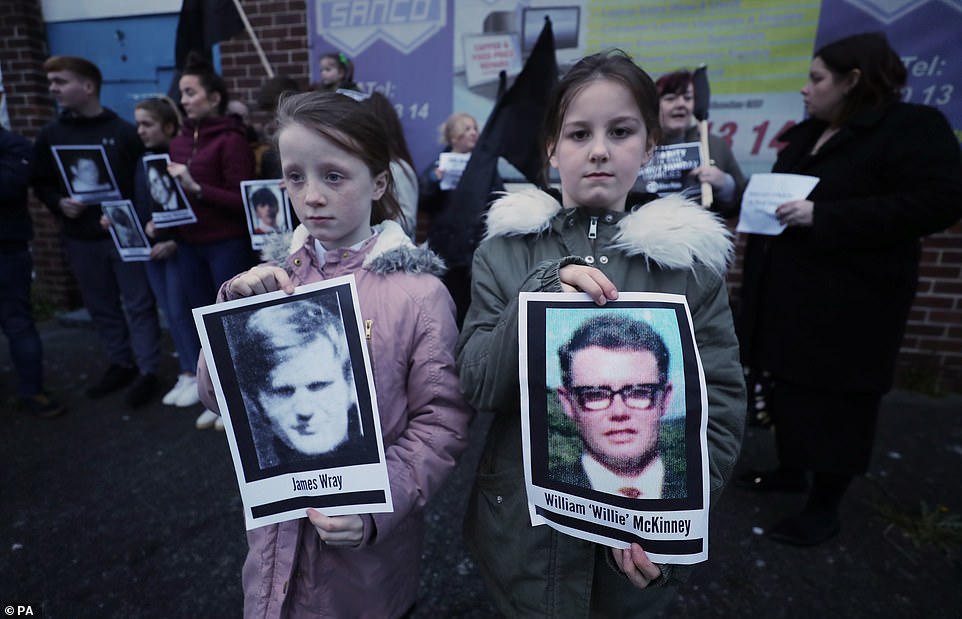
[457,188,746,618]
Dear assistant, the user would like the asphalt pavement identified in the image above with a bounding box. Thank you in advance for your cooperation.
[1,316,960,618]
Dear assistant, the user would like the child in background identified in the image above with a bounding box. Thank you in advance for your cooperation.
[457,50,746,617]
[317,51,358,91]
[128,98,202,409]
[197,90,473,618]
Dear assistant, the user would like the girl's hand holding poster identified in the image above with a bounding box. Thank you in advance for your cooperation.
[193,276,393,530]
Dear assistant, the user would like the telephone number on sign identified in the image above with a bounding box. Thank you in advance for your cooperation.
[710,85,954,155]
[707,119,796,156]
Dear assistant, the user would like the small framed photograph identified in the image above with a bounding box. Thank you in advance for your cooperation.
[241,179,293,250]
[101,200,151,261]
[142,154,198,227]
[51,145,121,204]
[193,276,393,530]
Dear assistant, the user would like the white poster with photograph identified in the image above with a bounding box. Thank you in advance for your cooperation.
[51,145,121,204]
[142,154,197,227]
[101,200,151,261]
[241,179,294,250]
[519,292,710,564]
[193,276,393,530]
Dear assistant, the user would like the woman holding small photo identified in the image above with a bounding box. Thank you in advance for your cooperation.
[131,97,208,413]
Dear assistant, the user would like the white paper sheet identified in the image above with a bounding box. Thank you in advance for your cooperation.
[736,173,820,235]
[438,152,470,190]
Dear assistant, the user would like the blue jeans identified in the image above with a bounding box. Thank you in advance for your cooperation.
[0,247,44,396]
[176,237,257,365]
[145,254,198,375]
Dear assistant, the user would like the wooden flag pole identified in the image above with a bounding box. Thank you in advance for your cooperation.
[692,64,713,208]
[699,120,713,208]
[231,0,275,78]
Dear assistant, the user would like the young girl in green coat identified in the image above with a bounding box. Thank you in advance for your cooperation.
[457,50,746,617]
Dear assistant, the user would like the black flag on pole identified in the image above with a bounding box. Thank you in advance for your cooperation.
[174,0,245,69]
[439,16,558,268]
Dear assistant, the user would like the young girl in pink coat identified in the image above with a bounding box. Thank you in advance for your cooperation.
[197,91,473,618]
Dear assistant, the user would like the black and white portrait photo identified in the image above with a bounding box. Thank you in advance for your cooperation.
[241,180,292,250]
[51,145,121,204]
[101,200,150,261]
[142,154,197,227]
[193,277,393,530]
[224,294,379,471]
[518,292,711,563]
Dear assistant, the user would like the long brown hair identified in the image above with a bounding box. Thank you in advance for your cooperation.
[363,92,415,168]
[275,91,402,225]
[541,50,661,186]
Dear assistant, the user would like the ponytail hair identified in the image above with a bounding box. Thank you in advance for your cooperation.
[181,51,230,115]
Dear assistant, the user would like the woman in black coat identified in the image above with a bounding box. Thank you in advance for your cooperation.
[736,32,962,546]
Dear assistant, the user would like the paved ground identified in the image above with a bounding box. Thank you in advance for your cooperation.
[1,317,961,618]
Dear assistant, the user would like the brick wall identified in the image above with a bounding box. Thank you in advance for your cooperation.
[1,0,79,308]
[5,0,962,392]
[218,0,312,131]
[898,222,962,391]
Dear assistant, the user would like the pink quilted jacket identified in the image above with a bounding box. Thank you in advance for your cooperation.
[198,221,473,618]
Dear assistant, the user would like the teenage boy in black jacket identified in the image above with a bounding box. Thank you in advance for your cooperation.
[32,55,162,407]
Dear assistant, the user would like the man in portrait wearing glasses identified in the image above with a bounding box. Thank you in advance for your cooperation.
[551,314,686,500]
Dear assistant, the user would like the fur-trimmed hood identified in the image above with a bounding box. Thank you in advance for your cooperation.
[259,219,446,276]
[483,188,733,275]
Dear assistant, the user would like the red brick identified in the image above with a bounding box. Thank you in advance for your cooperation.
[922,234,962,249]
[940,250,962,265]
[920,248,940,263]
[274,13,303,25]
[928,310,962,324]
[906,323,948,337]
[918,265,961,279]
[920,338,962,353]
[913,295,956,309]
